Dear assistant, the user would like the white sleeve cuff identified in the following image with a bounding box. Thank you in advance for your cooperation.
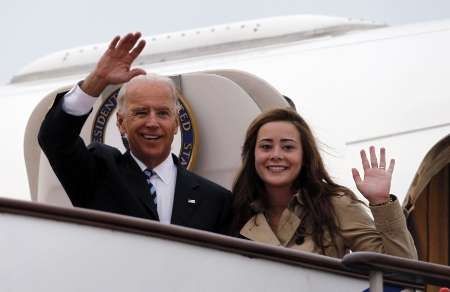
[62,83,98,116]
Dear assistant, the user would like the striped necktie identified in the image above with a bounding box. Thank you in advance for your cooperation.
[143,169,157,209]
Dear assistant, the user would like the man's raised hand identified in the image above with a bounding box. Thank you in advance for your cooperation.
[82,32,146,96]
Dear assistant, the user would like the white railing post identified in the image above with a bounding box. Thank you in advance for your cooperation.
[369,270,383,292]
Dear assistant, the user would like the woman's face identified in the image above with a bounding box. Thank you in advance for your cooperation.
[254,121,303,192]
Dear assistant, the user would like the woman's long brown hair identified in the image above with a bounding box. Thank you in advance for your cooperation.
[230,108,354,253]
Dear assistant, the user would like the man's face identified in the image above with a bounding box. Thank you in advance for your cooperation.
[117,80,178,168]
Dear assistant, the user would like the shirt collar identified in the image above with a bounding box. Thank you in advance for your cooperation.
[129,152,176,184]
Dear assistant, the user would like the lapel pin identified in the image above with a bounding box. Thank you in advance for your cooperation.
[187,199,196,204]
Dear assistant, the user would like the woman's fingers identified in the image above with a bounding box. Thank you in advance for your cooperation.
[352,168,362,186]
[387,158,395,175]
[360,149,370,171]
[369,146,378,168]
[379,147,386,170]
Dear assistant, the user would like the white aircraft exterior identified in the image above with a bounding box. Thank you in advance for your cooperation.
[0,15,449,291]
[1,15,448,203]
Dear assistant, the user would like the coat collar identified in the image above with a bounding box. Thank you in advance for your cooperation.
[240,209,301,246]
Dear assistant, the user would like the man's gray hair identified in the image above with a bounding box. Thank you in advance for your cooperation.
[116,73,178,113]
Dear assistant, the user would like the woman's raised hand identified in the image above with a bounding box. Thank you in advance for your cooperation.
[352,146,395,205]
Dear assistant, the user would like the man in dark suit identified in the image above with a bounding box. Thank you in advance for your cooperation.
[38,32,231,233]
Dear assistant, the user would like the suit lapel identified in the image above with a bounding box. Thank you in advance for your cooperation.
[122,152,159,220]
[171,165,200,226]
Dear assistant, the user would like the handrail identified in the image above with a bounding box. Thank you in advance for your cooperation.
[2,197,448,289]
[342,251,450,287]
[0,197,345,274]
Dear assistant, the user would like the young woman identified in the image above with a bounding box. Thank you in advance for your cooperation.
[230,108,417,259]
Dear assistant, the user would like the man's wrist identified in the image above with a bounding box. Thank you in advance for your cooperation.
[62,82,98,116]
[81,72,109,97]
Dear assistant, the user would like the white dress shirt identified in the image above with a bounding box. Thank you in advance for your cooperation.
[62,84,177,224]
[62,84,97,115]
[129,151,177,224]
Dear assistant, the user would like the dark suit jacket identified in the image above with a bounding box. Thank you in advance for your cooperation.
[38,93,231,233]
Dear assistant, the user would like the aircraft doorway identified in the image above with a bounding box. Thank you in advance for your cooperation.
[408,164,449,265]
[405,135,450,267]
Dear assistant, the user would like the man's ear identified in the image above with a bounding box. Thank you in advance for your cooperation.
[174,116,179,135]
[116,112,126,135]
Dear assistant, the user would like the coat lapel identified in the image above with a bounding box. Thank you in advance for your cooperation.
[121,151,159,220]
[277,209,301,245]
[171,164,200,226]
[240,210,301,247]
[240,213,281,246]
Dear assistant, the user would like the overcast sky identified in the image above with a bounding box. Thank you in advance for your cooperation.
[2,0,450,84]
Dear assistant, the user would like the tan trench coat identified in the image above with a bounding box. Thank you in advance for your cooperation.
[240,194,418,259]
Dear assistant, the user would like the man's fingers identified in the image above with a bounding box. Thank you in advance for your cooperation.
[369,145,378,168]
[108,36,120,49]
[126,68,146,81]
[113,32,144,58]
[126,32,142,50]
[132,32,142,43]
[379,147,386,169]
[130,39,146,60]
[360,149,370,171]
[116,32,136,51]
[387,158,395,175]
[352,168,362,186]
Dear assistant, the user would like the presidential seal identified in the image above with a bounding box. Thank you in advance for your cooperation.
[91,88,197,169]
